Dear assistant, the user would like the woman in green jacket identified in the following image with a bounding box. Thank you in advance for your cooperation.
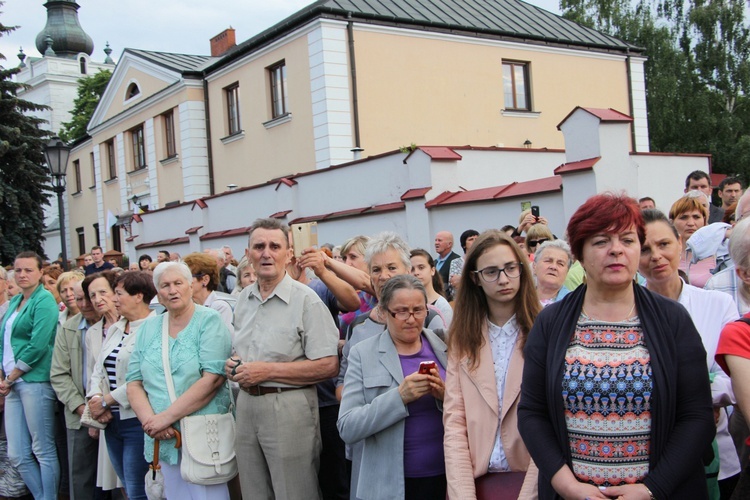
[0,251,61,500]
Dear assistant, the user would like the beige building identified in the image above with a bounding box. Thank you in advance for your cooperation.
[66,0,649,256]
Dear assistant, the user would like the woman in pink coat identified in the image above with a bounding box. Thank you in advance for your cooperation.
[443,230,539,499]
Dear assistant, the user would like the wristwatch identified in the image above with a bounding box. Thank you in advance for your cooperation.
[101,398,108,409]
[4,378,15,387]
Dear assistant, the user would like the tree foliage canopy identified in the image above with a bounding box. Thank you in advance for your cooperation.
[0,8,52,263]
[561,0,750,180]
[59,68,112,142]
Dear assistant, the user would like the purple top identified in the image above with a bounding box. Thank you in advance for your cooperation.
[399,336,446,478]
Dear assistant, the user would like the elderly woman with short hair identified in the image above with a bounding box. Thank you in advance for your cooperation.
[338,274,447,499]
[127,262,233,499]
[533,240,572,307]
[183,252,234,332]
[87,271,157,500]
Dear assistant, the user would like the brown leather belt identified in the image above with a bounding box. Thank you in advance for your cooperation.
[240,385,305,396]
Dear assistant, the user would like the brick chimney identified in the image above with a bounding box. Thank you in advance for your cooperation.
[210,28,236,57]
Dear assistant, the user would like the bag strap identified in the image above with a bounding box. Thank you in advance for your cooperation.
[736,317,750,327]
[161,312,235,412]
[161,313,177,404]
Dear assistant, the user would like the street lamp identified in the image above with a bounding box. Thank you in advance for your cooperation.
[43,136,71,270]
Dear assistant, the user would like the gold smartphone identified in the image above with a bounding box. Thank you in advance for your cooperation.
[291,222,318,258]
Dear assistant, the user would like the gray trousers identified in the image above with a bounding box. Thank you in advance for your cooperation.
[236,387,322,500]
[66,426,98,500]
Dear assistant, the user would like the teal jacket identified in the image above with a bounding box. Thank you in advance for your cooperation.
[0,284,59,382]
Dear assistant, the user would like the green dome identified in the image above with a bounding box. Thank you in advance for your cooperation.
[35,1,94,58]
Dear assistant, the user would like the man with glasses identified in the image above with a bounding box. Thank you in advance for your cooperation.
[434,231,461,300]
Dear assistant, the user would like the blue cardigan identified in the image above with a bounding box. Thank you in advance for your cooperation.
[0,284,59,382]
[518,283,715,499]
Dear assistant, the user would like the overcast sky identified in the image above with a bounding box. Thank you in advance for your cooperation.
[0,0,562,65]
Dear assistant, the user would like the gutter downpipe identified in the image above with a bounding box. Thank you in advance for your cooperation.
[203,78,216,195]
[625,50,637,153]
[347,13,361,148]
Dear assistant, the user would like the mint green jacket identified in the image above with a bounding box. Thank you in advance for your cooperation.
[0,284,59,382]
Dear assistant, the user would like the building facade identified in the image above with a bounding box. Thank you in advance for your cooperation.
[65,0,655,258]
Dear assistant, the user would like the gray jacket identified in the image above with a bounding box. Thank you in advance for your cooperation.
[338,328,447,499]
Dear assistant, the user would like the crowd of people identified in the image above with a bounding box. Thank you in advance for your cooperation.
[0,169,749,499]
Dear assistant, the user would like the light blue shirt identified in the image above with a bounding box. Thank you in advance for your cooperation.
[487,315,519,472]
[126,305,232,465]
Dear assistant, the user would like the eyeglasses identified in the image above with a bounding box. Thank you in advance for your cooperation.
[387,308,428,321]
[473,262,522,282]
[527,238,549,247]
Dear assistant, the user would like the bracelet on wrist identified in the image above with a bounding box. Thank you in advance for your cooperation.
[644,485,656,500]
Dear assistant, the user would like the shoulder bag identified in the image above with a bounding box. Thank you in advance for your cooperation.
[161,313,238,485]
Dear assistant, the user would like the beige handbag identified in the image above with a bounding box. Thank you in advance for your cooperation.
[80,401,106,430]
[161,314,238,485]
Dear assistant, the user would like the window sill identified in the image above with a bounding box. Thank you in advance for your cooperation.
[160,155,179,166]
[71,190,82,197]
[89,185,97,191]
[220,131,245,145]
[501,109,541,118]
[104,177,118,185]
[263,113,292,129]
[128,167,148,177]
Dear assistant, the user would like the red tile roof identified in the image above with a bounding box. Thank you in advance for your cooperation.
[554,157,600,174]
[269,210,292,218]
[418,147,462,160]
[184,226,203,235]
[199,226,252,241]
[135,236,189,250]
[288,202,405,224]
[193,199,208,209]
[275,178,298,190]
[401,187,431,201]
[425,176,562,208]
[557,107,632,129]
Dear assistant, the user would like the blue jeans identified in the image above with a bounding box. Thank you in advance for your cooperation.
[4,381,60,500]
[105,412,148,500]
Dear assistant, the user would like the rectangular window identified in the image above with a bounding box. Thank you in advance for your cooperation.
[89,152,96,187]
[131,125,146,170]
[225,83,241,135]
[93,223,100,247]
[269,61,288,118]
[111,225,122,252]
[106,140,116,180]
[72,159,81,193]
[76,227,85,256]
[163,110,176,158]
[502,61,530,111]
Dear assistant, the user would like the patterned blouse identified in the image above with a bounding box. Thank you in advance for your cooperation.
[126,305,232,464]
[563,312,652,487]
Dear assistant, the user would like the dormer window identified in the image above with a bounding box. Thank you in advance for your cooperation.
[79,57,87,74]
[126,82,140,100]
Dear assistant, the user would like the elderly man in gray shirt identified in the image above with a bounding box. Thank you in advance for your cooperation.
[226,218,339,499]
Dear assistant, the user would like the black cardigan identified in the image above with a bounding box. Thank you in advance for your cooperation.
[518,283,715,499]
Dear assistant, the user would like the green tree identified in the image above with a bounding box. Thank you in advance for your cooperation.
[59,69,112,142]
[561,0,750,179]
[0,6,52,263]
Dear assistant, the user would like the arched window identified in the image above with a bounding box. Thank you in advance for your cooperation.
[126,82,141,100]
[79,57,87,74]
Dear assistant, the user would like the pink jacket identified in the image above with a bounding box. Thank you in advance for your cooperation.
[443,327,538,499]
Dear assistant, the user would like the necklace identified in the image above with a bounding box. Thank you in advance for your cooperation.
[582,302,636,322]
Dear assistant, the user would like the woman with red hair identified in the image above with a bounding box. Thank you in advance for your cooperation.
[518,193,715,500]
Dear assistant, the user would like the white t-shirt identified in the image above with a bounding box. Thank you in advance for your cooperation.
[3,311,19,380]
